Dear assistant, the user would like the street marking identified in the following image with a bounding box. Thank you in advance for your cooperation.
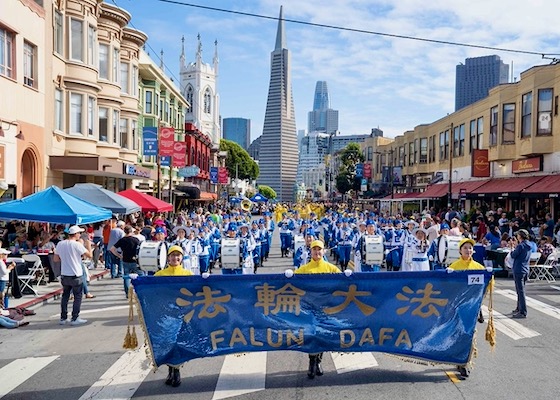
[212,352,267,400]
[50,305,129,318]
[331,352,379,374]
[496,289,560,320]
[0,356,59,398]
[445,370,461,383]
[78,348,151,400]
[550,285,560,291]
[481,306,540,340]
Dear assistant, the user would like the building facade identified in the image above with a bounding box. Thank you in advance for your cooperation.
[297,131,329,183]
[307,80,339,134]
[455,55,509,111]
[222,117,250,150]
[257,6,299,202]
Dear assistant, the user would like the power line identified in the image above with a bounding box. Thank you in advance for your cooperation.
[156,0,558,57]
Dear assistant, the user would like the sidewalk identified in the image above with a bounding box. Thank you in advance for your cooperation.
[7,267,110,310]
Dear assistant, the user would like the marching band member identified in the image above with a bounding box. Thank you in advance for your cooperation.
[279,216,294,257]
[427,222,451,270]
[207,219,222,271]
[336,218,354,269]
[357,220,384,272]
[171,225,189,253]
[405,227,430,272]
[197,226,211,274]
[293,228,316,269]
[238,223,256,273]
[401,219,419,271]
[389,220,405,271]
[185,230,202,274]
[257,219,269,265]
[351,221,367,272]
[250,221,263,273]
[221,224,242,275]
[263,212,275,260]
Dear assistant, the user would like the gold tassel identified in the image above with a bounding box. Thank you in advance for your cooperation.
[484,276,496,350]
[123,286,138,349]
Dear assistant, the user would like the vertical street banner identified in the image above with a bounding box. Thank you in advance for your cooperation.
[159,127,175,156]
[218,167,229,184]
[210,167,219,184]
[142,127,158,156]
[356,163,363,178]
[160,156,171,167]
[363,163,372,178]
[172,141,187,168]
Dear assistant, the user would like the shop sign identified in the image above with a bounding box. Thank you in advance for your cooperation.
[549,193,559,198]
[123,163,151,178]
[137,182,151,191]
[471,149,490,177]
[512,156,542,174]
[178,165,201,178]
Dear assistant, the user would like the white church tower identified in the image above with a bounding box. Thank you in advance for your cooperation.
[179,35,221,145]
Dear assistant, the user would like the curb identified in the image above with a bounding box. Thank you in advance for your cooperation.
[18,270,110,310]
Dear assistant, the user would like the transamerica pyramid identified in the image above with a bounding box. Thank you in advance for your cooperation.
[257,6,298,202]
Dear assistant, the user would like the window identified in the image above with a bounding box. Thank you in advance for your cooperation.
[428,135,436,163]
[489,106,498,146]
[165,100,169,122]
[420,138,427,164]
[87,96,95,136]
[453,124,465,157]
[145,90,153,114]
[185,85,193,113]
[23,41,37,88]
[88,25,95,66]
[120,62,129,93]
[155,94,159,116]
[521,92,532,138]
[70,93,83,134]
[0,27,15,78]
[132,120,137,150]
[159,98,163,120]
[439,132,446,161]
[54,10,63,55]
[131,66,138,97]
[502,103,515,143]
[469,120,476,153]
[477,117,484,149]
[113,110,119,144]
[70,18,83,61]
[112,48,119,83]
[120,118,127,149]
[399,146,405,166]
[367,146,373,161]
[537,88,552,135]
[408,142,414,166]
[98,44,108,79]
[55,89,63,131]
[203,87,211,113]
[98,107,108,142]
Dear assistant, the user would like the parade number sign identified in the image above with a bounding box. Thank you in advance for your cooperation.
[133,271,491,367]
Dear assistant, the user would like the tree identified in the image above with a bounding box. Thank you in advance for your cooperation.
[219,139,259,180]
[335,143,365,195]
[257,184,277,200]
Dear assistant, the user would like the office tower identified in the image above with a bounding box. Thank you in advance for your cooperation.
[308,81,339,134]
[223,118,251,150]
[257,6,298,202]
[455,55,509,111]
[297,131,330,183]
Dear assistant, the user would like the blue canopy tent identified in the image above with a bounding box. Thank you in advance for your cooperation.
[229,197,242,204]
[64,183,141,215]
[0,186,112,224]
[250,193,268,202]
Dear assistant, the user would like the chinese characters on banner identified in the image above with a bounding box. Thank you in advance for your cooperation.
[159,127,175,156]
[218,167,229,184]
[133,271,492,367]
[172,141,187,168]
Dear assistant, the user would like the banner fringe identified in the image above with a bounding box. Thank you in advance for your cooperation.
[485,276,496,350]
[133,286,158,371]
[123,286,138,349]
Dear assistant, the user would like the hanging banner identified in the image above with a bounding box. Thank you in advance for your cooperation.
[172,141,187,168]
[160,156,171,167]
[363,163,372,179]
[159,127,175,156]
[355,164,363,178]
[218,167,229,184]
[142,127,158,156]
[471,149,490,177]
[133,270,492,368]
[210,167,219,184]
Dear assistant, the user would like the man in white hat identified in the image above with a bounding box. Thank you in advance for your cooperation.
[54,225,92,326]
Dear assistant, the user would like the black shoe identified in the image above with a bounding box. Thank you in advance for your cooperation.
[315,360,324,376]
[307,356,316,379]
[477,311,485,323]
[458,366,470,378]
[512,309,519,314]
[512,312,527,319]
[171,367,181,387]
[165,366,173,385]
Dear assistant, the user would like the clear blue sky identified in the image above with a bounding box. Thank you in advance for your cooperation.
[114,0,560,141]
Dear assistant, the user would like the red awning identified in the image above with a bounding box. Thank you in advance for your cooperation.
[199,191,218,201]
[417,180,490,199]
[522,175,560,194]
[417,183,447,198]
[118,189,174,212]
[382,192,422,200]
[471,176,546,195]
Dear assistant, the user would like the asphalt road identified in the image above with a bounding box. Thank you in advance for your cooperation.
[2,229,560,400]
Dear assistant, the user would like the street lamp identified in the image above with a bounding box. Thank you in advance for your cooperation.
[448,123,454,208]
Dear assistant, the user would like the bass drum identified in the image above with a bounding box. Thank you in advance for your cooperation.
[138,241,167,273]
[364,235,384,265]
[446,236,462,265]
[183,254,200,275]
[293,234,305,256]
[221,238,240,269]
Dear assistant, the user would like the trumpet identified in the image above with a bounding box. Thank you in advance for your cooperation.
[241,199,252,212]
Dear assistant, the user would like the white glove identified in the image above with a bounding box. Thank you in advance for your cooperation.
[129,273,139,280]
[446,267,454,274]
[384,249,390,255]
[428,255,434,261]
[344,269,353,277]
[201,272,210,279]
[486,266,493,273]
[284,269,294,278]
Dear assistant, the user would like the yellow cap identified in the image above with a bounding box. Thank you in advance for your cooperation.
[459,238,476,249]
[167,245,184,255]
[310,240,325,249]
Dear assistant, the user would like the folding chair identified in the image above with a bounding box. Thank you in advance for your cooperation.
[18,254,46,295]
[527,252,541,281]
[532,253,556,283]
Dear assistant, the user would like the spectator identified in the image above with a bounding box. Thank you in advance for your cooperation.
[0,248,16,308]
[484,225,501,249]
[510,229,531,319]
[542,213,555,239]
[537,236,555,264]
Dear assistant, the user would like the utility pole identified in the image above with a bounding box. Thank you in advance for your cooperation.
[389,148,394,200]
[448,123,454,208]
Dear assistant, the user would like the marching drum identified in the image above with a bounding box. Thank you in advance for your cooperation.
[364,236,384,265]
[221,238,241,269]
[293,234,305,256]
[446,236,462,265]
[183,254,200,275]
[138,241,167,273]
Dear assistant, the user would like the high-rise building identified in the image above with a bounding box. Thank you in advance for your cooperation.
[307,81,339,134]
[257,6,298,202]
[297,131,330,183]
[223,118,251,150]
[455,55,509,111]
[248,136,261,162]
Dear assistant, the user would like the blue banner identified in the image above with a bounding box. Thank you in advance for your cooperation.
[133,271,491,367]
[356,163,363,178]
[210,167,218,184]
[142,127,158,156]
[160,156,171,167]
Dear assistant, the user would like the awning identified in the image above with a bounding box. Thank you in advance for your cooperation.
[416,180,490,199]
[175,185,200,199]
[382,192,422,200]
[199,191,217,201]
[417,183,447,199]
[522,175,560,194]
[471,176,546,195]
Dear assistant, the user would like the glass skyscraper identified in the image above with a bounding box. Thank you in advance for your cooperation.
[223,117,251,150]
[308,81,339,134]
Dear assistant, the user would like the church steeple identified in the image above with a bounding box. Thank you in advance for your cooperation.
[213,39,219,75]
[196,33,202,63]
[275,6,286,50]
[180,35,185,69]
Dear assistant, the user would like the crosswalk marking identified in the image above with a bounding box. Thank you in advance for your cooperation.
[495,289,560,320]
[49,305,130,319]
[550,285,560,292]
[481,306,540,340]
[78,348,151,400]
[0,356,59,399]
[331,352,379,374]
[212,352,267,400]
